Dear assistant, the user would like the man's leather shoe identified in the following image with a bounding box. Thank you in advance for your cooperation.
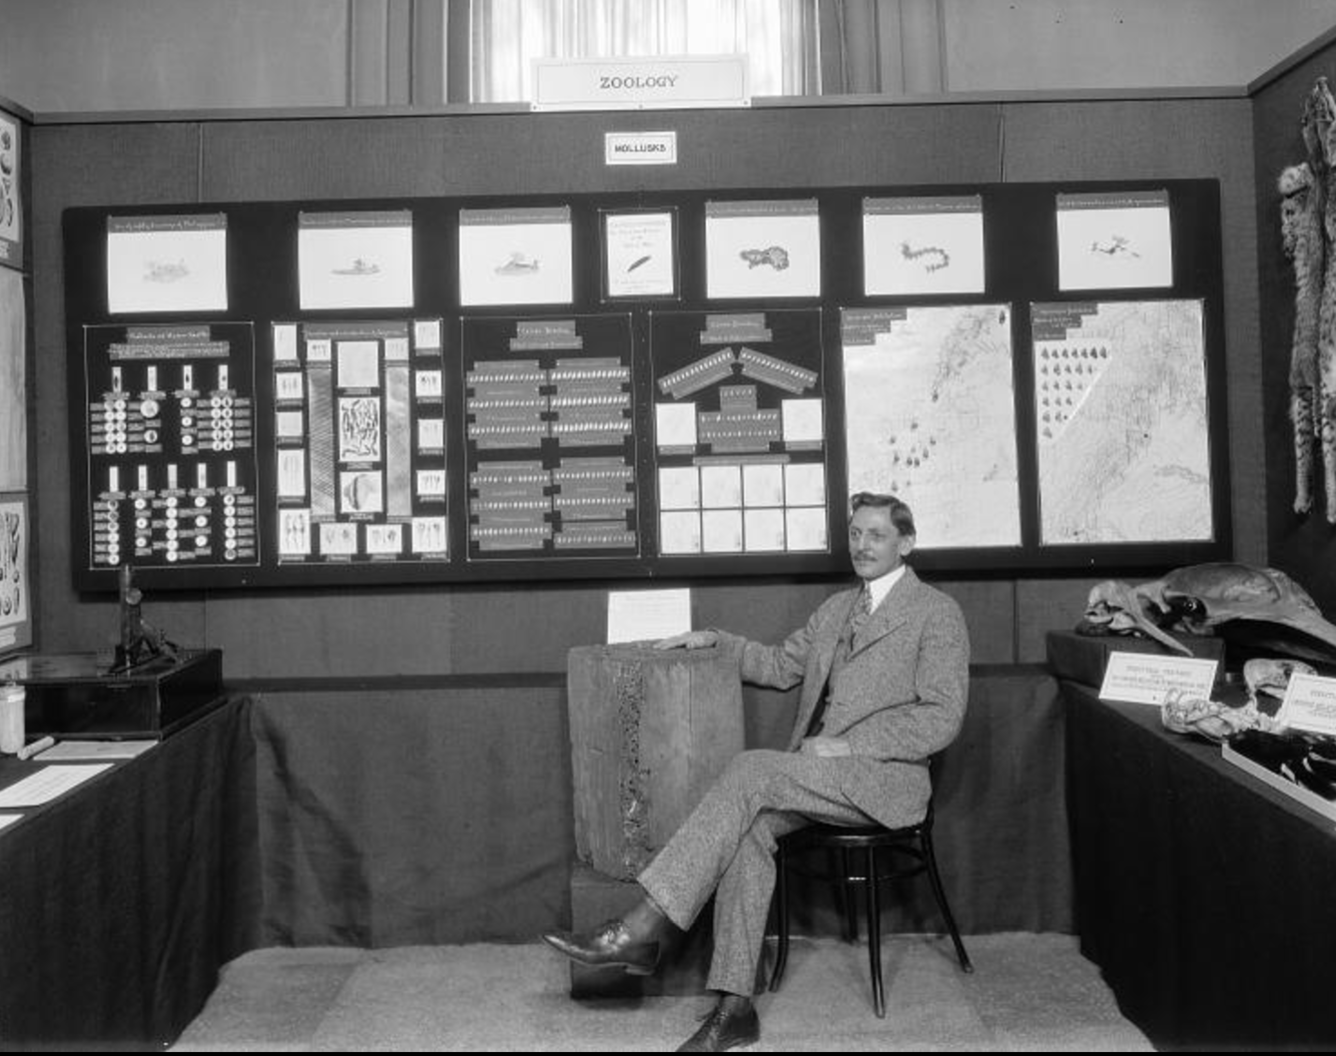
[541,919,660,975]
[676,1003,760,1052]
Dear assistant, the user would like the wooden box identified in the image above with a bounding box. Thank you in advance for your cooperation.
[566,643,745,880]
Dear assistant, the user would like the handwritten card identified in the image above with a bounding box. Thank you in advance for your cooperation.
[1277,672,1336,737]
[1098,651,1219,706]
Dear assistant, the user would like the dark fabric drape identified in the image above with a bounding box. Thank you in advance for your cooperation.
[252,685,575,948]
[1064,680,1336,1050]
[250,667,1071,951]
[818,0,944,96]
[0,696,258,1050]
[783,664,1073,936]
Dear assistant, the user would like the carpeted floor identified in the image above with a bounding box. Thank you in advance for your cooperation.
[171,933,1151,1052]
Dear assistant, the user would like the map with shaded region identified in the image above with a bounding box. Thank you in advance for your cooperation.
[842,304,1020,548]
[1032,299,1211,544]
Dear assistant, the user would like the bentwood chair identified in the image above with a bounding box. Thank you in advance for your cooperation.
[767,760,973,1017]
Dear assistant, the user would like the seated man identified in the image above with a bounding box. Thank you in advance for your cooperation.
[544,492,970,1052]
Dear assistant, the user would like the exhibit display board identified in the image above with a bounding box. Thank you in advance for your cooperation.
[63,181,1229,590]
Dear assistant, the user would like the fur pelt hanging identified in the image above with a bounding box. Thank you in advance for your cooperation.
[1280,159,1323,515]
[1303,77,1336,523]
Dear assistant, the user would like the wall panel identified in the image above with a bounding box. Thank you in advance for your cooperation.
[30,122,204,653]
[1000,97,1264,570]
[30,98,1252,672]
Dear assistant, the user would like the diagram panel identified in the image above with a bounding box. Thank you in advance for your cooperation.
[649,308,830,557]
[271,318,449,566]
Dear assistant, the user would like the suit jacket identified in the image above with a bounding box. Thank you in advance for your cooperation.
[714,566,970,828]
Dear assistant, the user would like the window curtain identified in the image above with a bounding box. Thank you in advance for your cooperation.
[818,0,944,96]
[466,0,820,102]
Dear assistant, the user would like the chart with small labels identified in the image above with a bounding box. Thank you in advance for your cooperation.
[83,322,258,571]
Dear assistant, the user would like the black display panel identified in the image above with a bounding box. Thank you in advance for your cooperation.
[63,181,1230,590]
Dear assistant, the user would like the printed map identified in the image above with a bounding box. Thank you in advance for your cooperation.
[842,304,1020,548]
[1032,299,1211,544]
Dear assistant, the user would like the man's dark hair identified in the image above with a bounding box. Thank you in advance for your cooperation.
[850,491,916,537]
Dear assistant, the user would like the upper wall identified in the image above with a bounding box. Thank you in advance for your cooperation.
[1,0,1333,113]
[27,95,1259,676]
[943,0,1336,93]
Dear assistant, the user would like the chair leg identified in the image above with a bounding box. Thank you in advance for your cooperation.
[769,843,790,992]
[922,828,973,973]
[839,847,859,943]
[865,845,885,1018]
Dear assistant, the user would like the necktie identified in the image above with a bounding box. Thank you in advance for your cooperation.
[805,588,873,739]
[849,586,873,642]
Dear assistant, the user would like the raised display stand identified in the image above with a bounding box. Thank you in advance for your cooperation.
[1045,629,1226,687]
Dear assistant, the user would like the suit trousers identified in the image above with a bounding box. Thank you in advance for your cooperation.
[638,748,874,995]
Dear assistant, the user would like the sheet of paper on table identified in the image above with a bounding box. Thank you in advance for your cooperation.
[607,587,692,644]
[0,764,114,808]
[0,814,20,832]
[34,739,158,761]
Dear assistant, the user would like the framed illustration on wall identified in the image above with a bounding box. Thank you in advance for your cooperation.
[0,108,20,270]
[0,266,24,490]
[600,208,679,301]
[106,213,228,314]
[298,210,414,310]
[0,492,30,656]
[458,206,574,307]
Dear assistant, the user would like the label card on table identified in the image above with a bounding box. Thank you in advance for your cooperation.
[1098,651,1219,706]
[1277,672,1336,736]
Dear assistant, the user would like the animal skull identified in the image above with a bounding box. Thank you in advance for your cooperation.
[1081,563,1336,660]
[1160,689,1275,744]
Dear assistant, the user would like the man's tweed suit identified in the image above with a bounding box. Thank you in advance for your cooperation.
[637,566,970,995]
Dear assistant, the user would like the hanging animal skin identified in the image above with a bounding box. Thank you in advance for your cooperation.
[1279,160,1324,515]
[1303,77,1336,522]
[1079,562,1336,661]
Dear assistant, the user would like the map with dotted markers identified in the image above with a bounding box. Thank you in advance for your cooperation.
[841,305,1020,549]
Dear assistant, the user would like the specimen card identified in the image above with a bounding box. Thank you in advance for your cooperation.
[1098,652,1218,706]
[785,505,828,551]
[660,510,702,554]
[1277,672,1336,737]
[655,403,698,448]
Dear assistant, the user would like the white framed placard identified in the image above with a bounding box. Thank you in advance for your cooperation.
[1098,651,1218,706]
[1276,672,1336,737]
[533,55,747,111]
